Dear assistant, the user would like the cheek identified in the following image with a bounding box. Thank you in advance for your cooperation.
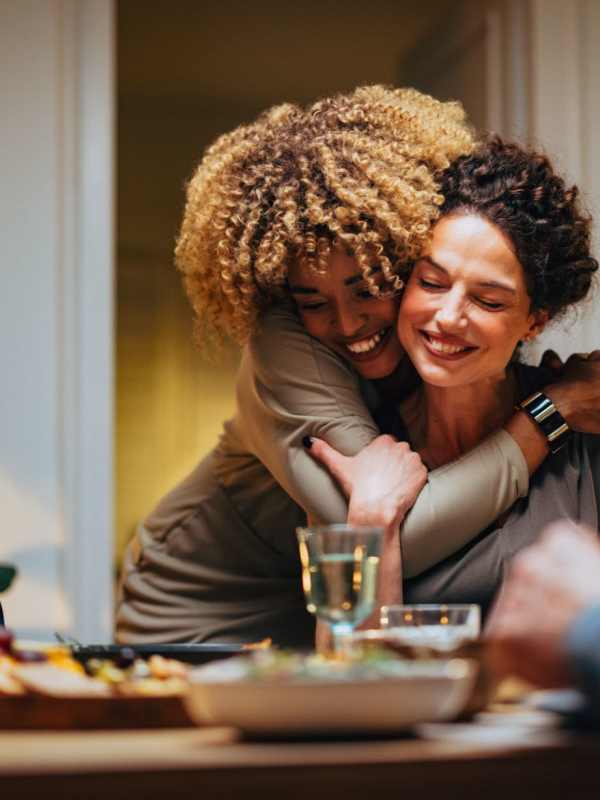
[377,296,402,327]
[296,312,324,340]
[487,314,532,350]
[397,290,426,340]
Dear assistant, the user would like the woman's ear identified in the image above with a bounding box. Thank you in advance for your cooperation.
[522,310,549,342]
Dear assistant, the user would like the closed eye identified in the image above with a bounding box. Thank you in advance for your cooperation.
[419,278,445,290]
[476,298,505,310]
[298,301,327,311]
[356,288,377,299]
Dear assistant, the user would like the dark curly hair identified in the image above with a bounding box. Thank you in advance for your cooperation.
[438,136,598,318]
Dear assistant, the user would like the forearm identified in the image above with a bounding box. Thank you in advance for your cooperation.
[401,429,528,577]
[502,366,597,474]
[501,373,592,474]
[503,408,549,474]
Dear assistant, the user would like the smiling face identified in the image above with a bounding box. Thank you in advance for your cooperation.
[288,249,404,379]
[397,213,547,388]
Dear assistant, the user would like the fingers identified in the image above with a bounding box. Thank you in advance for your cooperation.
[540,348,563,373]
[304,437,352,496]
[572,350,600,360]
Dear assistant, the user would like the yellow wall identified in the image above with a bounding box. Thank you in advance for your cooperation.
[116,99,247,558]
[115,0,457,562]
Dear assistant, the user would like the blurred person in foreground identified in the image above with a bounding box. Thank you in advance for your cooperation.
[487,519,600,718]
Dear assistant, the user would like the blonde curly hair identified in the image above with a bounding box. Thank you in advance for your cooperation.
[176,85,474,345]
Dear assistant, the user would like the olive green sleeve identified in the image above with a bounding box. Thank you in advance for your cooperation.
[240,305,529,576]
[400,429,528,576]
[238,305,378,525]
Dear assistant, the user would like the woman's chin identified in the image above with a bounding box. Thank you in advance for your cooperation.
[411,361,472,388]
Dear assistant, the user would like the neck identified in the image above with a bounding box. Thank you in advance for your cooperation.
[404,369,518,469]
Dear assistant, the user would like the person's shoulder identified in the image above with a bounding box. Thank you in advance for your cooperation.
[249,303,316,364]
[247,302,358,388]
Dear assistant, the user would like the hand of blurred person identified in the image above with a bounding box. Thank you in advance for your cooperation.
[486,520,600,687]
[544,350,600,433]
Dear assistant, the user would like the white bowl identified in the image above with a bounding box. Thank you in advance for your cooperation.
[185,657,477,734]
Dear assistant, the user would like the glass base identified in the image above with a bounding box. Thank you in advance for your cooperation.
[330,622,354,654]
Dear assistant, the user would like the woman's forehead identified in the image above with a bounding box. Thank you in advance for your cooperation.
[426,213,524,284]
[289,249,361,288]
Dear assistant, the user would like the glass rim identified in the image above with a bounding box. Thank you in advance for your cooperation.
[381,604,479,613]
[296,523,385,538]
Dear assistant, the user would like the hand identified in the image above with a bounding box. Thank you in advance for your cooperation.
[486,520,600,687]
[544,350,600,433]
[306,435,427,611]
[306,435,427,531]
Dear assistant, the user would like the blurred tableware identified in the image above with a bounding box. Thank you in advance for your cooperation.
[344,630,497,717]
[186,653,477,734]
[65,642,252,666]
[296,524,383,650]
[380,604,480,651]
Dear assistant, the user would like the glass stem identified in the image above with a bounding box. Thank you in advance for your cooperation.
[330,622,354,654]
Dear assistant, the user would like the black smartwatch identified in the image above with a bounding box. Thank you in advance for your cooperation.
[519,391,572,454]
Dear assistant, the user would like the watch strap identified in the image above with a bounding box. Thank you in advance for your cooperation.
[519,391,572,454]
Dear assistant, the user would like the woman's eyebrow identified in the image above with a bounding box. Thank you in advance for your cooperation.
[421,256,516,294]
[288,265,383,293]
[345,265,382,286]
[477,280,516,294]
[420,255,447,273]
[288,284,318,294]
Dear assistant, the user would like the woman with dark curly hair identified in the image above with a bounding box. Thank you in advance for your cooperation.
[116,88,600,646]
[309,137,600,619]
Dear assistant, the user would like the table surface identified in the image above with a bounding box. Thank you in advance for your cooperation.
[2,709,600,800]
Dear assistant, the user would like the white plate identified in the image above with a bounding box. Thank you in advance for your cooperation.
[185,657,477,733]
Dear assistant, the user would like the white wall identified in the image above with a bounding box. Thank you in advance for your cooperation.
[526,0,600,361]
[0,0,114,641]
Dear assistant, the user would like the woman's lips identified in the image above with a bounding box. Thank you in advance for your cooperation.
[419,330,477,360]
[342,327,393,362]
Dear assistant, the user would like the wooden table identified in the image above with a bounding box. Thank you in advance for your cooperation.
[1,709,600,800]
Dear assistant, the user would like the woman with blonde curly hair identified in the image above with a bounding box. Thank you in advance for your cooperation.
[116,86,600,646]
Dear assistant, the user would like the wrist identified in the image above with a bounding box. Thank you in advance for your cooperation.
[504,410,549,474]
[545,383,577,428]
[347,500,405,531]
[518,390,572,455]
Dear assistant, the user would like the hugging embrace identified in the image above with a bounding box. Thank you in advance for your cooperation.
[116,85,600,648]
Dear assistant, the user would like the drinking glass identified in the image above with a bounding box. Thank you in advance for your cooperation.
[296,524,383,650]
[380,604,480,651]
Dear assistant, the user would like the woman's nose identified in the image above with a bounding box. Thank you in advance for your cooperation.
[435,293,468,331]
[332,303,365,338]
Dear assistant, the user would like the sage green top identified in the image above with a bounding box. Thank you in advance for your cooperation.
[404,364,600,621]
[116,304,528,646]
